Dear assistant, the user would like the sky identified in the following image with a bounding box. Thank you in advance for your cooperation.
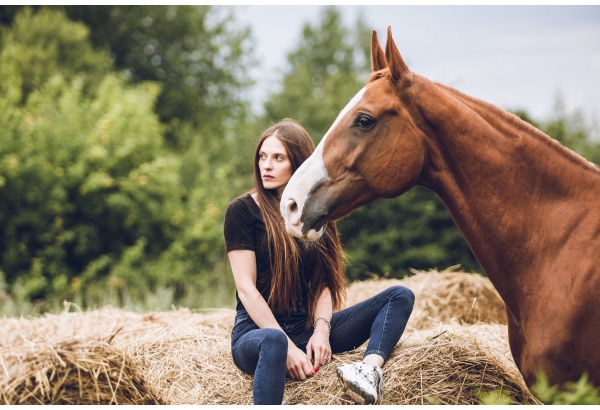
[230,5,600,133]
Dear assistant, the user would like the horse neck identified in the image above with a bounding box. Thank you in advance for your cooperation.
[418,81,600,297]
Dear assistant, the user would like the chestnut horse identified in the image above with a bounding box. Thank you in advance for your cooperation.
[280,27,600,389]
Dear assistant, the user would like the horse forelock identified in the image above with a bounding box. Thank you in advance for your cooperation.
[367,70,388,84]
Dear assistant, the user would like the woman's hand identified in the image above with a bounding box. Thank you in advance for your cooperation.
[286,343,314,380]
[306,322,332,371]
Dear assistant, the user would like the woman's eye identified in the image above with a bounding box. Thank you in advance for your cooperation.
[355,116,375,129]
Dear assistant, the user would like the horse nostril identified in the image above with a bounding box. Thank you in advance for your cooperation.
[286,198,300,226]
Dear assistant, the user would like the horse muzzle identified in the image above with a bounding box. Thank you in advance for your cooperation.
[282,197,325,241]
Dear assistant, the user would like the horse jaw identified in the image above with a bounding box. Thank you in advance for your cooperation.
[281,87,367,240]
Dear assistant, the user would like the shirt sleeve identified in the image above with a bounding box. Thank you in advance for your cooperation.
[224,198,256,252]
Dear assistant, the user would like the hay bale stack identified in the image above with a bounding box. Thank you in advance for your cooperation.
[0,338,161,405]
[0,270,534,404]
[345,268,507,330]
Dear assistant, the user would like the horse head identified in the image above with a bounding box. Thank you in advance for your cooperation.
[281,27,427,240]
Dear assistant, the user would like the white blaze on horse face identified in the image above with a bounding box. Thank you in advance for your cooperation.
[281,87,367,239]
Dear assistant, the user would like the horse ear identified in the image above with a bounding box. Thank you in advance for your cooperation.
[371,30,387,71]
[385,27,412,83]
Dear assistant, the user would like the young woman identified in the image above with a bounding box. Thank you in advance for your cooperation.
[223,118,415,405]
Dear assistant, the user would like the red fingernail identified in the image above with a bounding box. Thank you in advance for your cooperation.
[313,367,318,373]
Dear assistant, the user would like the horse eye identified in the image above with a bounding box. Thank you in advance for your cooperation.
[354,116,375,129]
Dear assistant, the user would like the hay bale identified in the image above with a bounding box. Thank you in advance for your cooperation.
[345,268,507,330]
[116,322,242,404]
[378,331,536,405]
[0,307,236,405]
[0,306,235,349]
[0,338,161,405]
[0,306,152,348]
[165,325,536,405]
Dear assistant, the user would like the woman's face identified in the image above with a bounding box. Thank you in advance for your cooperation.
[258,135,293,192]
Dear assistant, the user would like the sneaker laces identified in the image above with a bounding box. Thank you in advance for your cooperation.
[356,364,382,396]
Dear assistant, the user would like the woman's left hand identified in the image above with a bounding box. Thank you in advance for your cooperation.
[306,324,332,371]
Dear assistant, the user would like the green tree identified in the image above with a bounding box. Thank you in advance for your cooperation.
[263,6,371,142]
[339,189,481,281]
[0,7,111,104]
[59,5,255,151]
[1,5,256,150]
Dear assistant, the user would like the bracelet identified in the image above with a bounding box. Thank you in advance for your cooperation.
[313,316,331,330]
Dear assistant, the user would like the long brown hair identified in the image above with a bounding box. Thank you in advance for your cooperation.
[252,118,345,329]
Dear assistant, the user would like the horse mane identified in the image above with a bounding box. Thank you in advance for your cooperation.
[367,69,599,174]
[433,80,600,174]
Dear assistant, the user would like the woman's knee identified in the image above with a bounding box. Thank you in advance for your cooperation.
[388,285,415,307]
[260,328,288,356]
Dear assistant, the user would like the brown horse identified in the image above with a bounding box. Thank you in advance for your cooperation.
[280,27,600,389]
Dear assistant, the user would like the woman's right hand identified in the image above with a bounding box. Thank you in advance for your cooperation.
[286,343,314,380]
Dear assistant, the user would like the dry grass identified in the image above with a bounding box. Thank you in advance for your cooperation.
[0,270,538,405]
[0,338,160,404]
[345,268,507,331]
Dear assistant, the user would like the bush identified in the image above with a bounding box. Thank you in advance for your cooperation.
[0,68,187,306]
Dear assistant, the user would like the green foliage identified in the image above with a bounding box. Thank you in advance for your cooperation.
[59,5,256,151]
[0,8,189,308]
[479,390,514,405]
[0,67,187,304]
[480,373,600,405]
[531,372,600,405]
[0,6,256,315]
[0,7,111,104]
[339,188,480,281]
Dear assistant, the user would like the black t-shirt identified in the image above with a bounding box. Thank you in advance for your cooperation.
[224,194,272,310]
[223,194,313,312]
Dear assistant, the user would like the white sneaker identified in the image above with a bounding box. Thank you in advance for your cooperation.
[336,362,383,404]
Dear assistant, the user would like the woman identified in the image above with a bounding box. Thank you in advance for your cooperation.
[223,118,414,405]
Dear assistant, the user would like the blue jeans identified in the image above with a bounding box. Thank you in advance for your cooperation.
[230,285,415,405]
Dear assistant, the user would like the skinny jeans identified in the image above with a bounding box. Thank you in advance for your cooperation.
[230,285,415,405]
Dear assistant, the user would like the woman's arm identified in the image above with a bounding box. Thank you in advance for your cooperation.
[228,249,314,380]
[306,287,333,370]
[228,249,281,329]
